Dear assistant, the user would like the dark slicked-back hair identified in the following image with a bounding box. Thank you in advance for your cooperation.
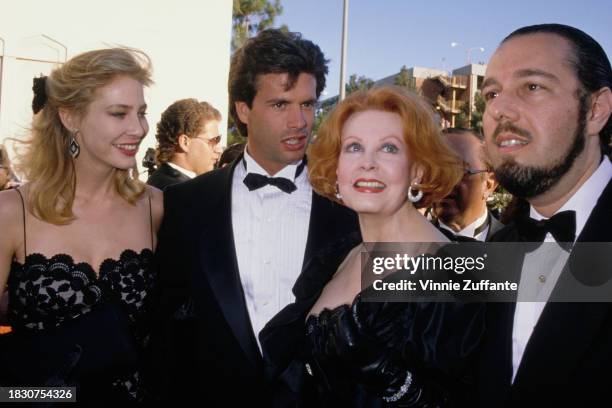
[503,24,611,154]
[229,28,329,137]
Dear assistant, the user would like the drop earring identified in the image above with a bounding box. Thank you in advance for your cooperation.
[69,129,80,158]
[335,182,342,200]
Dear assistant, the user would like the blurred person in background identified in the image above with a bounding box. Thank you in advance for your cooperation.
[216,141,246,168]
[0,145,20,190]
[432,127,502,241]
[147,98,222,190]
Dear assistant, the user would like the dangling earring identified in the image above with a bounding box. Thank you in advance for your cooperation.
[407,182,423,203]
[335,182,342,200]
[69,129,80,158]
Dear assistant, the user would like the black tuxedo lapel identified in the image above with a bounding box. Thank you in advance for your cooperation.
[512,178,612,390]
[486,211,505,241]
[161,162,189,181]
[147,162,191,190]
[199,157,263,370]
[302,193,349,269]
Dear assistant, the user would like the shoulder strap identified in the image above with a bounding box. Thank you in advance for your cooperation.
[148,190,154,250]
[14,188,26,256]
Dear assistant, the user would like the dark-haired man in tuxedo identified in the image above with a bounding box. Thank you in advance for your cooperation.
[477,23,612,407]
[148,29,358,406]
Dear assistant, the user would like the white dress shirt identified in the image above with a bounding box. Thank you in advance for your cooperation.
[512,157,612,382]
[231,149,312,351]
[439,209,489,242]
[167,161,196,179]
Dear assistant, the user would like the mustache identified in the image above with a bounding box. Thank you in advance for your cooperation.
[491,122,533,141]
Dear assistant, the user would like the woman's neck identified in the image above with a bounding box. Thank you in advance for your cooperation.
[73,158,118,204]
[359,202,437,243]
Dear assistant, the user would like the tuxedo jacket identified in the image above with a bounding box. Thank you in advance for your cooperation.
[434,210,505,242]
[476,178,612,407]
[147,162,190,191]
[146,157,359,406]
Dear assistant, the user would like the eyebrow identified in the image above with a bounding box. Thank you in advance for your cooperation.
[265,98,289,104]
[482,69,560,89]
[514,68,559,82]
[107,104,148,110]
[481,77,500,89]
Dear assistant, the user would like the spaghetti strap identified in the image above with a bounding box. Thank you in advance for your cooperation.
[15,188,27,256]
[148,190,154,250]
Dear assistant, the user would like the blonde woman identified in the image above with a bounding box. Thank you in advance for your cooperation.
[0,48,163,403]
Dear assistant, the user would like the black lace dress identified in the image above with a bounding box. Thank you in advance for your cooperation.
[0,190,156,404]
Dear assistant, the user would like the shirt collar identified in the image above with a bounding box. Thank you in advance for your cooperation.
[242,147,306,182]
[439,209,489,239]
[167,161,196,179]
[530,157,612,240]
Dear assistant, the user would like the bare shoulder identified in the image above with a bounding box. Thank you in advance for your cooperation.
[0,188,25,257]
[146,185,164,233]
[0,188,25,226]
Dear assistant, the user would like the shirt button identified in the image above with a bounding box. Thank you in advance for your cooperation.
[264,259,271,265]
[538,275,546,283]
[266,218,272,223]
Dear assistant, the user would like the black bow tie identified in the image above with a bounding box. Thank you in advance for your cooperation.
[516,210,577,243]
[243,173,297,193]
[242,158,306,194]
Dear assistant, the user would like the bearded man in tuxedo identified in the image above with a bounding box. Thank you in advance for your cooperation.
[476,23,612,407]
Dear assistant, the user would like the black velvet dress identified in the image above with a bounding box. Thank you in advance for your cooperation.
[260,233,485,407]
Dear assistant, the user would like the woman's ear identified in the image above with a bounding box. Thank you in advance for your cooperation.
[411,164,425,185]
[58,108,78,132]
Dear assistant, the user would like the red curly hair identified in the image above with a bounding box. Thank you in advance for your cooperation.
[308,86,462,207]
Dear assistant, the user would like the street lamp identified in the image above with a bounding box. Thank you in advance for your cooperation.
[339,0,349,101]
[451,42,485,65]
[467,46,485,64]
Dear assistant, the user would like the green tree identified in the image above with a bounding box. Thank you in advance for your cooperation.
[232,0,284,50]
[394,65,416,91]
[312,73,375,135]
[455,101,470,128]
[228,0,286,143]
[312,96,338,135]
[345,74,374,94]
[470,92,486,134]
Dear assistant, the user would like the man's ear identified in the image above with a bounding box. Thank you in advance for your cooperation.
[484,172,498,198]
[235,101,251,126]
[177,134,190,153]
[586,87,612,137]
[58,108,78,132]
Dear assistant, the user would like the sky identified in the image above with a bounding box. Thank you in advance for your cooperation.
[274,0,612,98]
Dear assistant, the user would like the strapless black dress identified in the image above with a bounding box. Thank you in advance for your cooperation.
[1,248,155,403]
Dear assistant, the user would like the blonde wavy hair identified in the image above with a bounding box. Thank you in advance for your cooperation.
[309,86,463,208]
[16,47,153,224]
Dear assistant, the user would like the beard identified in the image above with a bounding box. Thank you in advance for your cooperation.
[492,95,588,199]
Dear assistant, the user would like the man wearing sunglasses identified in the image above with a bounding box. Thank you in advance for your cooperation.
[433,127,502,241]
[147,98,222,190]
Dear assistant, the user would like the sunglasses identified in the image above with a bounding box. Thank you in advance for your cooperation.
[462,168,490,180]
[194,135,222,147]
